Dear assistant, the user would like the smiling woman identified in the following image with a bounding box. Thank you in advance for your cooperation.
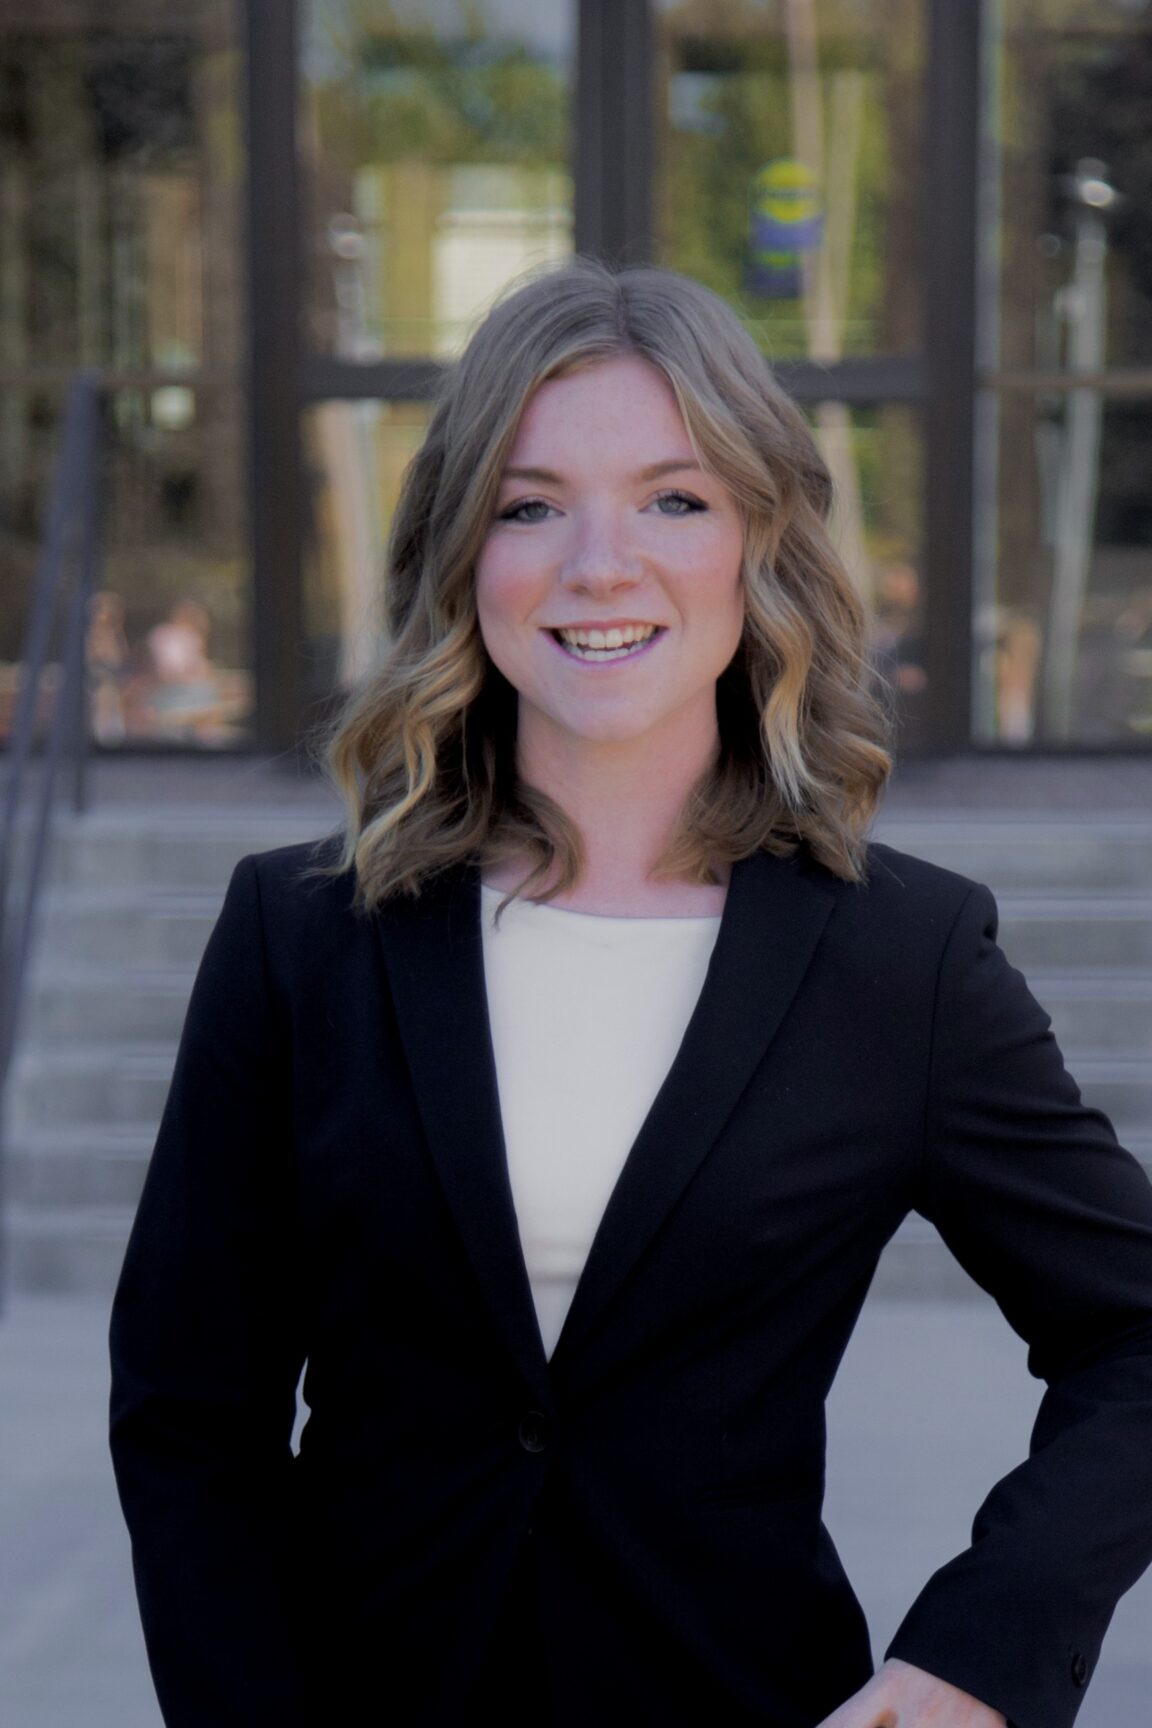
[319,257,891,913]
[109,256,1152,1728]
[473,354,747,908]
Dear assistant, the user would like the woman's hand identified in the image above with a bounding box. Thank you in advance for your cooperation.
[815,1658,1008,1727]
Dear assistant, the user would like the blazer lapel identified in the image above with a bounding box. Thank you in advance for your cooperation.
[375,843,836,1394]
[549,843,837,1367]
[375,865,552,1402]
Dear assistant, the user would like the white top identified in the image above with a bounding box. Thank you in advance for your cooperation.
[480,883,723,1359]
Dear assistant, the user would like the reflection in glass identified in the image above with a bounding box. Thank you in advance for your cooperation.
[978,392,1152,745]
[100,389,251,748]
[0,388,252,750]
[302,0,574,360]
[0,5,250,747]
[654,0,923,362]
[303,401,433,697]
[977,3,1152,744]
[990,1,1152,375]
[803,402,926,743]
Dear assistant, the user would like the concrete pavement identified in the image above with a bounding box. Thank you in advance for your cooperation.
[0,1287,1148,1726]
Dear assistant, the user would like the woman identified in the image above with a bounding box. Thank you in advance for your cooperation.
[109,258,1152,1728]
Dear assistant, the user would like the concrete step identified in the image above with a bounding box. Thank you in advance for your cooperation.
[1116,1131,1152,1167]
[873,814,1152,890]
[3,1204,134,1294]
[5,1128,154,1211]
[1029,972,1152,1054]
[20,967,195,1044]
[35,892,221,969]
[6,1046,174,1132]
[1029,974,1152,1050]
[1065,1059,1152,1131]
[46,812,336,892]
[993,895,1152,970]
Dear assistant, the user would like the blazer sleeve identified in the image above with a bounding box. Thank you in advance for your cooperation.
[884,880,1152,1728]
[109,854,308,1728]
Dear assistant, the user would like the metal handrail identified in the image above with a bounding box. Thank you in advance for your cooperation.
[0,371,104,1287]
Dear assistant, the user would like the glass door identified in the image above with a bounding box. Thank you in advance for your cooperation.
[975,0,1152,745]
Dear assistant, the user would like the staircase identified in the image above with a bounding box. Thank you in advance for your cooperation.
[2,808,337,1293]
[873,813,1152,1294]
[3,805,1151,1295]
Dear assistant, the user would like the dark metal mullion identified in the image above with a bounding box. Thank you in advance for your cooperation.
[612,1,654,264]
[576,0,653,264]
[300,357,448,404]
[780,360,923,405]
[301,353,926,408]
[922,0,982,752]
[244,0,305,753]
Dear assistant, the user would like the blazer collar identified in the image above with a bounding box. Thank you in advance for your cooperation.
[375,844,836,1403]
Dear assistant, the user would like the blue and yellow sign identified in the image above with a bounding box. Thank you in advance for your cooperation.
[746,159,823,299]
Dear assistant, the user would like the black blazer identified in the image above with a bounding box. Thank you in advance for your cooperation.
[108,836,1152,1728]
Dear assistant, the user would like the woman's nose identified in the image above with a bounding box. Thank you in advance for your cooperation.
[559,511,642,594]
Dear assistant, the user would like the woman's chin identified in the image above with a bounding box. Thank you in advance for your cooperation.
[531,710,666,752]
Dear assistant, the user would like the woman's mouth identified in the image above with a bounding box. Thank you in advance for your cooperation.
[548,623,665,663]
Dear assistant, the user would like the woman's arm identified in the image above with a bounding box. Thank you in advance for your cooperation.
[109,855,309,1728]
[878,882,1152,1728]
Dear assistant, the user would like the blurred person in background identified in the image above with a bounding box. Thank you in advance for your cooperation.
[85,589,131,744]
[143,598,224,744]
[109,259,1152,1728]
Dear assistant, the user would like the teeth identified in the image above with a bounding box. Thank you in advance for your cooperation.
[557,624,658,649]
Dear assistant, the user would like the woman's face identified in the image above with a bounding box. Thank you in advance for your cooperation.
[474,355,746,759]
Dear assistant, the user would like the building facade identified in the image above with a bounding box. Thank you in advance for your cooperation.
[1,0,1150,754]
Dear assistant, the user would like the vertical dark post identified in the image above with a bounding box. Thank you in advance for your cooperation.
[574,0,605,256]
[576,0,653,265]
[922,0,982,751]
[244,0,304,752]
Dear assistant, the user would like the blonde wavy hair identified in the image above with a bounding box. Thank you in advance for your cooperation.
[312,256,893,910]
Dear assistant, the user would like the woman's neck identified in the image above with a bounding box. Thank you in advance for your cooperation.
[488,715,730,917]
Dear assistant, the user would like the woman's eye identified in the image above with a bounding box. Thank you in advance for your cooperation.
[497,491,705,523]
[499,498,553,523]
[653,489,706,516]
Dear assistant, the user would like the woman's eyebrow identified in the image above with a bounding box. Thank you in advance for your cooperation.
[501,458,704,485]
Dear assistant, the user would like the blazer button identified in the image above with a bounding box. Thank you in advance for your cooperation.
[518,1410,551,1453]
[1070,1651,1089,1688]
